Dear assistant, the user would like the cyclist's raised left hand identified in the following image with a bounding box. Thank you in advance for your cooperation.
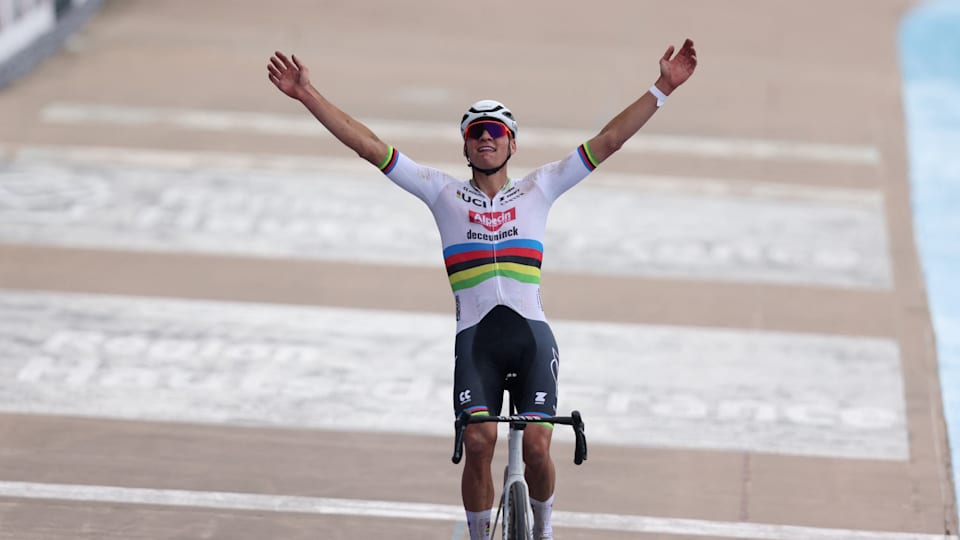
[658,38,698,93]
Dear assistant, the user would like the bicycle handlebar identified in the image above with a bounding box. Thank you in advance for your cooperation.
[451,410,588,466]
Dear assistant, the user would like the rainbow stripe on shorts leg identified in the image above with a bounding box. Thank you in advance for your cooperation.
[520,411,555,429]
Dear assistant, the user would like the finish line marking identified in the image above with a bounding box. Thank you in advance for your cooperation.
[0,481,952,540]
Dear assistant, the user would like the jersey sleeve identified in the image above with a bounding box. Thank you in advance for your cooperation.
[377,146,456,206]
[526,142,600,203]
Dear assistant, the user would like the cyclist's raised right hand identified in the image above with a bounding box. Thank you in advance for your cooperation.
[268,51,310,100]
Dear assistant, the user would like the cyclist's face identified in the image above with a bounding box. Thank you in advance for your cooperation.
[464,121,515,165]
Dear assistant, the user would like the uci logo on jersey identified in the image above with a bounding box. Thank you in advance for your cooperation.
[456,190,487,208]
[470,208,516,231]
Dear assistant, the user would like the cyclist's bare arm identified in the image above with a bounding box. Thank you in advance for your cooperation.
[586,38,698,165]
[268,51,389,166]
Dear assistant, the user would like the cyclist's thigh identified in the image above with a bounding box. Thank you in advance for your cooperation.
[514,320,560,417]
[453,326,505,417]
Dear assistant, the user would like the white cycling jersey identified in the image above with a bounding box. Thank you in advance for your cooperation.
[378,143,600,332]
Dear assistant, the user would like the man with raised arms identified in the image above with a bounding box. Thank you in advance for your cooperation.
[268,39,697,540]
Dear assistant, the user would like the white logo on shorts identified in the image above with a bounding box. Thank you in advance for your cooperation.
[535,392,548,405]
[459,389,472,405]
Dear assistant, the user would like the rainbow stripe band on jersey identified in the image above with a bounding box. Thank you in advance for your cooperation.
[443,239,544,292]
[577,142,599,171]
[378,146,399,174]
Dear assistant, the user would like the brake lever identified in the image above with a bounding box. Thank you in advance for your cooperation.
[572,410,587,465]
[452,411,472,464]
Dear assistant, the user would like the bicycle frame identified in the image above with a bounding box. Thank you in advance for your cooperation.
[452,410,587,539]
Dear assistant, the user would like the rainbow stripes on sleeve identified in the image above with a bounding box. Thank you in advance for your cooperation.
[577,142,599,171]
[378,146,399,174]
[443,239,544,292]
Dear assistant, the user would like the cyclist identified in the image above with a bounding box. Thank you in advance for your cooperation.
[268,39,697,540]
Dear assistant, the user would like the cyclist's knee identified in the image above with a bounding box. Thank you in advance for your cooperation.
[523,426,553,468]
[464,423,497,463]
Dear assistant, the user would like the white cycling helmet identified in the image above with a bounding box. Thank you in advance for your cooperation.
[460,99,518,139]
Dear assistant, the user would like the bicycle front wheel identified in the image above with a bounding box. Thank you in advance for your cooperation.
[506,482,532,540]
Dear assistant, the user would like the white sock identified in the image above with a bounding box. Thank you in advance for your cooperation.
[531,495,554,538]
[465,509,492,540]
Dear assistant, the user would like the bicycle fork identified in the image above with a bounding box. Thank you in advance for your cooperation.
[498,422,532,539]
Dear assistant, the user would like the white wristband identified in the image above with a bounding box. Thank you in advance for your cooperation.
[649,85,668,107]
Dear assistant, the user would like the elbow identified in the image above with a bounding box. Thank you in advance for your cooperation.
[593,131,624,162]
[358,138,387,165]
[605,128,628,152]
[607,138,625,154]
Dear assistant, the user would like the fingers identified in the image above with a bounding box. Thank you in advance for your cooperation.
[663,39,697,68]
[661,45,675,61]
[267,52,296,88]
[664,39,696,55]
[274,51,293,69]
[682,38,698,66]
[268,51,305,78]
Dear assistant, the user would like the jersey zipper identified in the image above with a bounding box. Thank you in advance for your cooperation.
[487,186,504,305]
[472,180,507,306]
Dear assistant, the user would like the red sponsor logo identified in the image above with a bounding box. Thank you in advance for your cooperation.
[469,208,517,231]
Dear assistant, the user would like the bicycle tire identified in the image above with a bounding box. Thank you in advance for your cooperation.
[506,482,532,540]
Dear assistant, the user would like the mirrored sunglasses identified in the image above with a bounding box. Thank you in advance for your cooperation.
[464,120,511,140]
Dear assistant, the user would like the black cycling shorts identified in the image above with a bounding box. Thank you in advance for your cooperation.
[453,305,559,419]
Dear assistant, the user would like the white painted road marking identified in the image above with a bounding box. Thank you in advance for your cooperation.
[39,102,882,165]
[0,290,907,460]
[7,144,885,203]
[0,146,893,289]
[0,481,952,540]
